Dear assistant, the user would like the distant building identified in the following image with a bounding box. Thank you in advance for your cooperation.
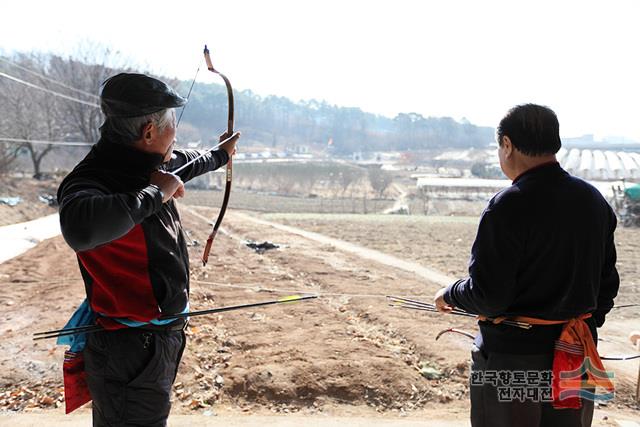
[560,148,640,180]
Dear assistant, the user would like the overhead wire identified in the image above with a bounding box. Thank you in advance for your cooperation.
[0,71,100,108]
[0,66,99,146]
[0,137,92,146]
[0,57,100,99]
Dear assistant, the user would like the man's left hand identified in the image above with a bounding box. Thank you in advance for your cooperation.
[434,287,455,313]
[219,131,240,156]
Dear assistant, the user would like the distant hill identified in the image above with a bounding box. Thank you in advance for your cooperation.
[176,81,495,154]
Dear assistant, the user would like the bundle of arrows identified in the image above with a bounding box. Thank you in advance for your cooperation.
[386,295,532,329]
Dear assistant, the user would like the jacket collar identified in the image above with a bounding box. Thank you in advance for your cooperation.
[512,161,561,184]
[94,137,164,175]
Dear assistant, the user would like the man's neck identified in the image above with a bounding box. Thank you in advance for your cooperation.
[511,154,557,181]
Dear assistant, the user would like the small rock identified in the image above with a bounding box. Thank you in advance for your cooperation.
[189,399,204,410]
[418,360,443,379]
[250,312,266,321]
[39,396,55,406]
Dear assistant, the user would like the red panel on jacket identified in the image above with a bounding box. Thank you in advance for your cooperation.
[78,224,160,322]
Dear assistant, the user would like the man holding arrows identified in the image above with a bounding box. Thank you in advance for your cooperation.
[434,104,619,427]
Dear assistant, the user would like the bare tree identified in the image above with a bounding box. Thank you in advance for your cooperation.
[368,167,393,198]
[0,142,20,175]
[417,186,430,215]
[287,163,320,196]
[0,94,19,174]
[339,167,363,197]
[0,54,68,178]
[47,43,120,142]
[272,171,296,195]
[0,45,135,178]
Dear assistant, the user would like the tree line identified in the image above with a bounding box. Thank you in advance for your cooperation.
[178,83,494,154]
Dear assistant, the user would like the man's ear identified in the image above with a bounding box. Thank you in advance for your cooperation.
[142,122,154,145]
[502,135,514,158]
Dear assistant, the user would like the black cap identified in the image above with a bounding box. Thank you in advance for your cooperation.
[100,73,187,118]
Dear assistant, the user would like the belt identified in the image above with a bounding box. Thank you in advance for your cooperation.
[136,318,189,332]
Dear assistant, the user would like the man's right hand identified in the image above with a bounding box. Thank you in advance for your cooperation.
[150,170,185,203]
[434,287,455,313]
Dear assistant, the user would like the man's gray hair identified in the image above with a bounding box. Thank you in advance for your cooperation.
[100,108,175,144]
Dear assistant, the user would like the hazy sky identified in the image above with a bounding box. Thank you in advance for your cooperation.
[2,0,639,140]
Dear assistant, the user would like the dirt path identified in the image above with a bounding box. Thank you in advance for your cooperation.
[0,214,60,263]
[382,184,409,215]
[228,209,453,287]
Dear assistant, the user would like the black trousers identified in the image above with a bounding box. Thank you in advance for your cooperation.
[470,346,594,427]
[83,328,186,427]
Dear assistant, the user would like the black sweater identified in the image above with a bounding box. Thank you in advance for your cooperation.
[444,162,619,354]
[57,138,228,325]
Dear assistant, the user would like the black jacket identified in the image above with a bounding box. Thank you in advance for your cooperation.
[444,162,619,354]
[57,138,228,328]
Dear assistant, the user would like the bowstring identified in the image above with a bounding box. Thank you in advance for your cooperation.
[176,64,201,129]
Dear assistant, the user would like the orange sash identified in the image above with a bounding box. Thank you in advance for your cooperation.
[479,313,614,408]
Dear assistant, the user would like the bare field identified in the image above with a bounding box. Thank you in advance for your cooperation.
[268,213,640,311]
[264,214,479,278]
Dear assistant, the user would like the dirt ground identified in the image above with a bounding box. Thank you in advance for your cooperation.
[0,176,60,227]
[0,187,638,423]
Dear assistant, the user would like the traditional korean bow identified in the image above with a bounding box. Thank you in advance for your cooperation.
[173,45,235,265]
[201,45,234,266]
